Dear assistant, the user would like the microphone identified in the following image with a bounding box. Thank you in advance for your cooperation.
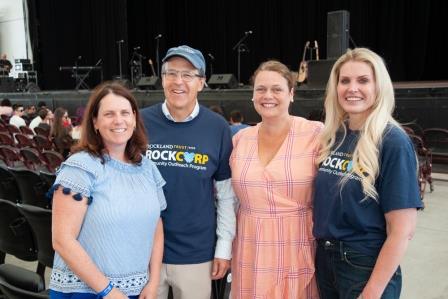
[133,46,141,50]
[245,30,253,35]
[207,53,215,60]
[155,34,162,40]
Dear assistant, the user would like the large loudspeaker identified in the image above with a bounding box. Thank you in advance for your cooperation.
[137,76,161,90]
[0,76,15,92]
[327,10,350,59]
[207,74,238,89]
[307,59,337,88]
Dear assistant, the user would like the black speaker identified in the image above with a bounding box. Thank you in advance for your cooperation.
[207,74,238,89]
[137,76,161,90]
[0,76,15,92]
[327,10,350,59]
[307,59,337,88]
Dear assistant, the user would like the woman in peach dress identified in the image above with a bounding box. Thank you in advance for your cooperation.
[230,60,321,299]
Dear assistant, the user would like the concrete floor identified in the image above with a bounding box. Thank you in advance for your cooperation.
[4,177,448,299]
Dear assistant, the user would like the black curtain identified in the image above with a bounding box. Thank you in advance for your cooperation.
[29,0,128,90]
[30,0,448,90]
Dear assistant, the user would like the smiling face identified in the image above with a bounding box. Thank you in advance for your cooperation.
[337,60,377,129]
[253,70,293,121]
[93,92,136,157]
[162,56,205,119]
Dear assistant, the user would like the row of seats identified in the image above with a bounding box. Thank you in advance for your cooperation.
[0,199,53,298]
[0,166,54,209]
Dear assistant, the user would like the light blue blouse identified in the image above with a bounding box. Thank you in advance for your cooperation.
[49,151,166,296]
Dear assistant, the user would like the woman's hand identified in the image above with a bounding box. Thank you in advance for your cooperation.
[138,283,158,299]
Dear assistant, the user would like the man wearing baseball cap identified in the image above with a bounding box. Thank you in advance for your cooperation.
[141,45,236,299]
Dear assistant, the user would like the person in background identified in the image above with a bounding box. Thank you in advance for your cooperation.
[52,107,73,158]
[313,48,422,299]
[208,105,226,118]
[23,104,37,124]
[141,45,236,299]
[9,104,26,128]
[37,101,47,109]
[49,81,165,299]
[71,106,86,140]
[228,109,249,136]
[230,60,321,298]
[29,107,48,133]
[0,98,13,117]
[0,54,13,75]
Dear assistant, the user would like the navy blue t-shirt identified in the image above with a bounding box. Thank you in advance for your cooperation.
[140,103,232,264]
[313,125,423,256]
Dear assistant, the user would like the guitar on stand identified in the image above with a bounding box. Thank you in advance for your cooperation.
[297,41,310,84]
[297,40,320,85]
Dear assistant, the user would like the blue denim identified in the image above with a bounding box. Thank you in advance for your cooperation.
[315,240,402,299]
[49,289,139,299]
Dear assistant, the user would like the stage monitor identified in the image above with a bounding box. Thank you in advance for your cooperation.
[208,74,238,89]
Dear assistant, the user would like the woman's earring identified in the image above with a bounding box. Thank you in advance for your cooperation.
[251,98,254,102]
[291,98,294,103]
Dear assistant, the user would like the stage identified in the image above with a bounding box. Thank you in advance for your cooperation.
[1,81,447,129]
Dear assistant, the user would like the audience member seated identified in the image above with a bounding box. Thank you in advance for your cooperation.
[9,104,27,129]
[23,105,37,124]
[30,108,52,134]
[0,98,13,117]
[52,107,73,158]
[229,109,249,136]
[71,106,85,140]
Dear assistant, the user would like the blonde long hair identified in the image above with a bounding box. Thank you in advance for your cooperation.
[317,48,401,200]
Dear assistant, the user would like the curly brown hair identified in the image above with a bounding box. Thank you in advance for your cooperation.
[71,81,148,164]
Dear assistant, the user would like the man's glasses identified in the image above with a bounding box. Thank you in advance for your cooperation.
[162,70,202,82]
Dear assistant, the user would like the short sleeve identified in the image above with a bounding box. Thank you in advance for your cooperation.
[378,127,423,212]
[53,152,98,199]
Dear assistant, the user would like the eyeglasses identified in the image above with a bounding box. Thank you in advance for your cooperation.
[162,70,202,82]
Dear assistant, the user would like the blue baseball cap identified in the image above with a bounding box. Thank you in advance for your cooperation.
[162,45,206,76]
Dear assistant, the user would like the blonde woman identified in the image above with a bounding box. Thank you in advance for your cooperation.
[313,48,422,299]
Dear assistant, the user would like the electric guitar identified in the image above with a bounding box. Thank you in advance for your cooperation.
[297,41,310,83]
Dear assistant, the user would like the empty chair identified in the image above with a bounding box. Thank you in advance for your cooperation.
[15,133,36,149]
[8,168,51,209]
[0,199,37,262]
[20,147,46,171]
[33,135,54,152]
[20,125,35,136]
[6,124,21,135]
[0,165,21,203]
[34,126,50,137]
[0,131,14,146]
[0,145,22,167]
[18,204,54,283]
[424,128,448,163]
[41,150,64,173]
[0,264,49,299]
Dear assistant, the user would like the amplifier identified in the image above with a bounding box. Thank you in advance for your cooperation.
[15,63,33,71]
[15,58,31,64]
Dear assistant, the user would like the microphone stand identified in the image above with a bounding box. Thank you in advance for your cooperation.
[155,34,162,77]
[232,32,251,86]
[208,54,215,78]
[116,40,124,80]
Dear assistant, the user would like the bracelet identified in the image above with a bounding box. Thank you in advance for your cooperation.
[97,281,113,298]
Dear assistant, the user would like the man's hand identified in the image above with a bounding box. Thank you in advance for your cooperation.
[211,258,230,280]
